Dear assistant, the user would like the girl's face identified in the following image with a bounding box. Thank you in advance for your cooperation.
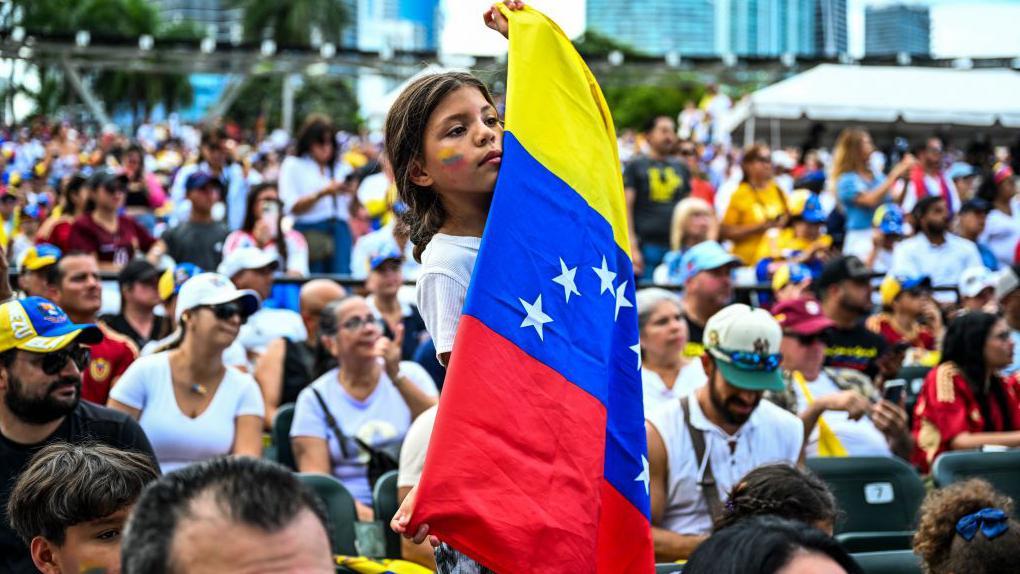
[640,301,686,361]
[414,86,503,197]
[310,138,334,165]
[984,319,1014,370]
[860,133,874,157]
[185,305,242,350]
[255,189,280,216]
[684,211,713,242]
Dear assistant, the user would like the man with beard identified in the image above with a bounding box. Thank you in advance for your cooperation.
[0,297,154,573]
[817,255,891,381]
[645,304,803,561]
[891,196,983,303]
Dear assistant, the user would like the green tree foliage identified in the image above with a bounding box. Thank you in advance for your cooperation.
[229,0,348,47]
[226,75,360,132]
[602,81,705,131]
[572,29,645,57]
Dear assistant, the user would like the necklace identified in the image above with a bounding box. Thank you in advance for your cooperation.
[190,383,208,396]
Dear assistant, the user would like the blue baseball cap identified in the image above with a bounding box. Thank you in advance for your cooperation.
[17,244,63,272]
[678,241,740,283]
[185,171,224,193]
[873,204,905,236]
[948,162,976,181]
[0,297,103,353]
[158,262,203,301]
[370,250,404,271]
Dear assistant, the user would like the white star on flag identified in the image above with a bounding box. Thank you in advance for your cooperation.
[630,343,642,370]
[519,294,553,341]
[614,280,633,320]
[592,255,617,295]
[635,454,650,497]
[552,258,581,303]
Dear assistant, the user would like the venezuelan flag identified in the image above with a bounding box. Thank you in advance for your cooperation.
[411,6,653,573]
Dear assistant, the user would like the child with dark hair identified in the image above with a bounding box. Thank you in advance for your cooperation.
[914,478,1020,574]
[715,463,839,534]
[6,442,159,574]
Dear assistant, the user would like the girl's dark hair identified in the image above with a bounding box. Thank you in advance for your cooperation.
[241,182,288,271]
[384,72,496,263]
[914,478,1020,574]
[60,172,87,217]
[295,114,336,163]
[685,515,862,574]
[976,170,1003,203]
[941,312,1015,432]
[715,463,839,533]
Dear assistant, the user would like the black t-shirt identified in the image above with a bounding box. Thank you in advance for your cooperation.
[161,220,229,271]
[683,315,706,359]
[100,313,169,350]
[0,402,155,574]
[822,322,888,380]
[623,155,691,246]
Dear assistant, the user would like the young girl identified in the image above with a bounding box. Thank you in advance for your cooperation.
[388,2,523,570]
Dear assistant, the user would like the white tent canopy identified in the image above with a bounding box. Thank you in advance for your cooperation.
[723,64,1020,146]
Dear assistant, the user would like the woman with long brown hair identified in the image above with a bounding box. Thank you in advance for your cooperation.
[832,128,915,258]
[719,143,789,264]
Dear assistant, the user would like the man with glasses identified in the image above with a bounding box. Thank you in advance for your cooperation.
[169,126,250,231]
[0,297,155,573]
[902,136,961,216]
[772,298,911,459]
[645,304,803,561]
[677,140,715,206]
[156,171,230,271]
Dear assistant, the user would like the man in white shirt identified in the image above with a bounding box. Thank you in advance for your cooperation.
[646,304,803,561]
[994,265,1020,375]
[891,196,983,302]
[772,298,912,459]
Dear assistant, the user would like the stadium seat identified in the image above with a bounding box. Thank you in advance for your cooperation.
[852,550,923,574]
[372,470,402,559]
[297,472,359,556]
[655,563,684,574]
[932,450,1020,509]
[272,403,297,470]
[806,457,925,551]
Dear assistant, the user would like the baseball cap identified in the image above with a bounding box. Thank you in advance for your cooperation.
[86,167,127,191]
[0,297,102,353]
[958,266,994,298]
[872,204,905,236]
[677,241,740,284]
[993,162,1015,186]
[17,244,62,272]
[185,171,224,193]
[158,262,203,302]
[118,259,161,287]
[879,274,932,306]
[369,249,403,272]
[947,162,976,181]
[217,247,279,279]
[816,255,871,292]
[787,190,827,224]
[771,262,813,293]
[174,273,260,322]
[959,198,992,215]
[994,265,1020,301]
[773,298,834,336]
[703,303,784,392]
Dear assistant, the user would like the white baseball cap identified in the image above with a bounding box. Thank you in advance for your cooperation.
[217,247,279,279]
[994,265,1020,301]
[959,266,994,298]
[175,272,261,322]
[703,303,784,392]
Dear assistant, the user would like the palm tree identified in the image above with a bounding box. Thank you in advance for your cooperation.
[230,0,348,47]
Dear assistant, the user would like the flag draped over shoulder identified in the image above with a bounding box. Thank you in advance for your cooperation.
[410,6,654,573]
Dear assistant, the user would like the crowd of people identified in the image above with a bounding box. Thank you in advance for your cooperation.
[2,6,1020,569]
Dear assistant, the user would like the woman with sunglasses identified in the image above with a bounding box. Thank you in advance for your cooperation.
[913,312,1020,473]
[108,273,265,473]
[291,295,438,521]
[720,143,790,265]
[223,182,310,277]
[67,168,156,272]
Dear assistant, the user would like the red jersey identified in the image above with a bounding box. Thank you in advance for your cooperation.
[81,323,139,405]
[67,214,155,265]
[866,313,936,350]
[912,362,1020,473]
[40,219,74,252]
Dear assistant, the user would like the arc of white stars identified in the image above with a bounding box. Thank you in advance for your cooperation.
[519,294,553,341]
[635,454,650,497]
[614,280,633,321]
[630,343,642,370]
[551,258,581,303]
[592,255,617,295]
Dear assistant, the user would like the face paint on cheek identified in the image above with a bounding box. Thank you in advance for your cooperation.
[438,147,466,169]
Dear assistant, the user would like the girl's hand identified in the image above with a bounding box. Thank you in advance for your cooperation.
[252,219,273,245]
[483,1,525,39]
[391,485,440,547]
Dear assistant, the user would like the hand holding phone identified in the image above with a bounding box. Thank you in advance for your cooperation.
[882,380,906,405]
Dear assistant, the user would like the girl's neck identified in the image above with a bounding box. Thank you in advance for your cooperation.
[996,197,1012,215]
[92,208,118,227]
[438,192,492,238]
[749,177,770,190]
[890,309,918,335]
[374,293,400,314]
[173,337,224,381]
[339,359,381,393]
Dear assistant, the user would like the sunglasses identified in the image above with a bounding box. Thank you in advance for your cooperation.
[199,301,246,322]
[718,349,783,372]
[679,148,696,157]
[29,345,91,375]
[788,333,823,346]
[339,314,385,332]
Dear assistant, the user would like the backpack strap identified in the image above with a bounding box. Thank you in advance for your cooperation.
[680,396,724,521]
[311,388,351,459]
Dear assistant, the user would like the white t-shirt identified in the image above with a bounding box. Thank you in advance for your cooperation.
[641,363,707,414]
[350,222,419,281]
[397,404,438,489]
[290,361,438,504]
[646,391,803,535]
[278,155,350,225]
[979,204,1020,268]
[238,307,307,355]
[793,371,892,457]
[108,353,265,473]
[890,233,983,301]
[415,233,480,362]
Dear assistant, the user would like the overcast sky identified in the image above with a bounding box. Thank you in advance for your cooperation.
[442,0,1020,58]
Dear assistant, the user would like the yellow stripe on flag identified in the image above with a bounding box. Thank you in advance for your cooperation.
[498,5,631,256]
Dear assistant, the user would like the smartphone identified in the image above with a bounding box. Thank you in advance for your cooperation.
[261,201,279,239]
[883,380,906,404]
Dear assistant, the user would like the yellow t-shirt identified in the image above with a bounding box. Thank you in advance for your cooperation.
[722,181,788,264]
[755,228,834,262]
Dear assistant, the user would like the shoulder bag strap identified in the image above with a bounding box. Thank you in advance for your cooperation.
[680,396,724,521]
[311,388,351,459]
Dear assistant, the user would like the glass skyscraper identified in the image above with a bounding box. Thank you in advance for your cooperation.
[865,4,930,56]
[585,0,716,56]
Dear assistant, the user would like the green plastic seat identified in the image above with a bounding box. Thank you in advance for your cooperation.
[371,470,402,559]
[272,403,297,470]
[807,457,925,551]
[655,563,684,574]
[851,550,923,574]
[297,472,359,556]
[932,450,1020,510]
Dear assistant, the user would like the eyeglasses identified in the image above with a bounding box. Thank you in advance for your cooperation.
[339,314,385,332]
[787,333,823,346]
[28,345,91,375]
[103,185,127,194]
[679,148,696,157]
[200,302,246,322]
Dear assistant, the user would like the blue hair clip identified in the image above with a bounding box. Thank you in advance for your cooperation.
[956,507,1009,541]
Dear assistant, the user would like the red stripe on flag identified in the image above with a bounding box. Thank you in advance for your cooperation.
[412,315,610,572]
[596,479,655,574]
